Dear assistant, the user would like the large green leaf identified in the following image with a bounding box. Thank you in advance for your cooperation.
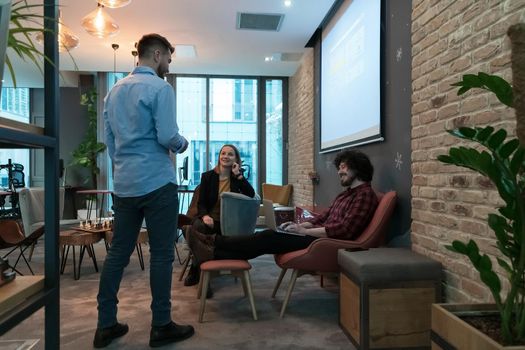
[498,139,520,160]
[497,257,512,275]
[449,127,477,139]
[480,269,502,294]
[478,72,513,107]
[475,126,495,142]
[451,73,513,107]
[449,241,469,254]
[510,147,525,175]
[487,129,507,150]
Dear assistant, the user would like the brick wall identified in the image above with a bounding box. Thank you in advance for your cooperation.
[288,48,315,207]
[411,0,525,302]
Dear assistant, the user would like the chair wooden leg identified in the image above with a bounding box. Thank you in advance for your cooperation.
[320,275,324,287]
[198,271,210,323]
[239,271,250,297]
[243,270,257,320]
[280,269,299,318]
[272,268,287,298]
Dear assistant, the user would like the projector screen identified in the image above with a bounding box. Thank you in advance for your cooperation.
[320,0,383,153]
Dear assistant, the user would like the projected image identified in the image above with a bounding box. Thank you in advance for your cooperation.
[321,0,382,152]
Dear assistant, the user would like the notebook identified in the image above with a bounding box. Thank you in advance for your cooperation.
[262,199,305,236]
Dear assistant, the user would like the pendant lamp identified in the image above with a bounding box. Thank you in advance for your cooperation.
[81,3,119,38]
[96,0,132,9]
[35,10,79,52]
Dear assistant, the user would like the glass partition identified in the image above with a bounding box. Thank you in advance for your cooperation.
[0,87,30,187]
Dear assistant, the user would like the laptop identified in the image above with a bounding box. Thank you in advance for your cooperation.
[262,199,305,236]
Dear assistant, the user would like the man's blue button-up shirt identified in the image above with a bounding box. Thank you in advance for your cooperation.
[104,66,188,197]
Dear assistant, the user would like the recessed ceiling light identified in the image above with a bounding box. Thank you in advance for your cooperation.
[284,0,292,7]
[265,56,272,62]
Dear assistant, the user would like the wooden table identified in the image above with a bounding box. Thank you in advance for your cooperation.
[59,228,105,280]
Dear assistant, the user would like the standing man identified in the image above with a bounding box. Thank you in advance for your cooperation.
[94,33,194,348]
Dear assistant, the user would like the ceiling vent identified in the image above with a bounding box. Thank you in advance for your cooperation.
[237,12,284,31]
[280,52,303,62]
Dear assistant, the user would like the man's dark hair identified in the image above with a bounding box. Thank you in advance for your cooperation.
[334,150,374,182]
[137,33,174,58]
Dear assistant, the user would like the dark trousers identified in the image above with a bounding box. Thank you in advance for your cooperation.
[97,183,179,328]
[189,218,221,268]
[214,229,318,260]
[192,217,222,236]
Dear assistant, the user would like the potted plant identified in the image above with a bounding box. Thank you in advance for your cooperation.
[2,0,54,89]
[434,24,525,349]
[0,0,77,93]
[70,88,106,188]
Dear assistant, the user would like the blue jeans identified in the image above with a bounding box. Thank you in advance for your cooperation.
[97,183,179,328]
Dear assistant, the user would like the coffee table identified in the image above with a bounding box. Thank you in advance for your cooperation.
[59,228,106,280]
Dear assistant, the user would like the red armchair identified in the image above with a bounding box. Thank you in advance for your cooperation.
[271,191,397,317]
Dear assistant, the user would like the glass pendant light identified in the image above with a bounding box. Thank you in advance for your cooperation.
[95,0,132,9]
[35,10,79,53]
[81,3,119,38]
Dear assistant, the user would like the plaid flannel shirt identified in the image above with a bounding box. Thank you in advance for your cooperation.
[307,182,378,240]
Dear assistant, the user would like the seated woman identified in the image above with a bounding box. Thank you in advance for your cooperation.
[185,144,255,287]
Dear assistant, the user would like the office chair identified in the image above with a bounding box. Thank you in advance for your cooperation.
[178,156,189,186]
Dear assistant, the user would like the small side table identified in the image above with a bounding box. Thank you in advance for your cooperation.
[59,229,104,280]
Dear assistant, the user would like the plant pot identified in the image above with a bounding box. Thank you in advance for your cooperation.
[432,304,525,350]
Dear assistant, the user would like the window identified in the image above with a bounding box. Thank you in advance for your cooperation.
[265,80,283,185]
[209,78,258,189]
[103,74,286,204]
[175,77,207,184]
[106,73,127,193]
[0,88,31,187]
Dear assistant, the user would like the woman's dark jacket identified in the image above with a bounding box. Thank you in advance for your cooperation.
[197,168,255,218]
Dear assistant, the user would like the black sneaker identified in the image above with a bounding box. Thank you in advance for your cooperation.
[149,321,195,348]
[93,322,129,348]
[184,265,200,286]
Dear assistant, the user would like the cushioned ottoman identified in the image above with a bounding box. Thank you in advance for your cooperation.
[338,247,442,350]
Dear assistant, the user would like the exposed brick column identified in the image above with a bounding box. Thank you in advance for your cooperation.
[411,0,525,302]
[288,49,315,208]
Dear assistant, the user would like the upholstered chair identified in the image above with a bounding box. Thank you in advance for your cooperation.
[272,191,397,317]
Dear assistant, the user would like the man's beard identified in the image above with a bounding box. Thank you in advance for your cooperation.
[340,174,356,187]
[156,68,165,78]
